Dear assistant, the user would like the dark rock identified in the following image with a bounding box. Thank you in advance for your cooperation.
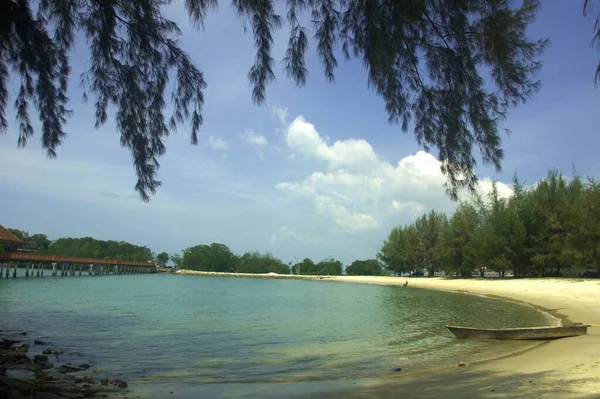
[40,362,54,370]
[81,389,97,398]
[0,375,35,392]
[60,364,85,373]
[15,345,29,354]
[112,379,128,389]
[100,378,109,386]
[34,355,49,363]
[0,339,19,350]
[77,363,92,370]
[8,389,26,399]
[2,353,31,365]
[42,348,62,356]
[393,367,402,372]
[32,392,64,399]
[9,362,42,372]
[73,375,95,384]
[18,332,27,336]
[33,340,48,346]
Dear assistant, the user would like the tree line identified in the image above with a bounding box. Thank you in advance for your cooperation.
[174,244,388,276]
[2,230,388,276]
[2,232,154,263]
[378,170,600,278]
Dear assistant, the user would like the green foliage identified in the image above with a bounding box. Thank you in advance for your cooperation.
[182,243,236,272]
[40,237,153,262]
[1,0,551,201]
[170,253,183,268]
[378,211,447,276]
[156,252,169,267]
[345,259,384,276]
[7,229,52,250]
[380,169,600,278]
[437,202,482,277]
[291,257,342,275]
[377,226,410,275]
[236,252,290,274]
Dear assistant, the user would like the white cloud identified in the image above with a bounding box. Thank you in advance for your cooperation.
[207,135,230,150]
[276,115,513,232]
[268,226,309,246]
[271,106,289,125]
[242,131,268,147]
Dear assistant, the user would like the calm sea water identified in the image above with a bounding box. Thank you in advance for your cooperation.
[0,273,553,398]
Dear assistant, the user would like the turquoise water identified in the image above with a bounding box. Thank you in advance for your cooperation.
[0,274,552,398]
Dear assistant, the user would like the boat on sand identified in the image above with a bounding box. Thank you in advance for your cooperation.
[445,323,590,340]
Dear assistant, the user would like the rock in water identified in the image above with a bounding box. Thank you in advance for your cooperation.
[458,361,466,367]
[15,345,29,354]
[34,355,49,363]
[33,340,47,346]
[60,364,85,373]
[32,392,64,399]
[0,339,19,350]
[41,349,61,356]
[112,379,128,389]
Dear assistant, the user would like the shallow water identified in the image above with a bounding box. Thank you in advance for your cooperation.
[0,273,553,397]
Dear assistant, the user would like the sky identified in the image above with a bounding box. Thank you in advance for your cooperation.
[1,2,599,265]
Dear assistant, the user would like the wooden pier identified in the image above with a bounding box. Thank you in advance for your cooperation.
[0,252,157,278]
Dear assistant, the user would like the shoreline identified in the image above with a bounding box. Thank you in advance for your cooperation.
[177,270,600,398]
[316,276,600,398]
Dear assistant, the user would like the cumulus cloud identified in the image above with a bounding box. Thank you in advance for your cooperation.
[242,131,268,147]
[276,115,512,232]
[207,135,230,150]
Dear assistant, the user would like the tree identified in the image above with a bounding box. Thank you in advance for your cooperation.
[182,243,236,272]
[29,234,52,250]
[156,252,169,267]
[236,251,290,274]
[345,259,384,276]
[170,253,183,268]
[437,202,482,277]
[291,257,342,275]
[40,236,153,261]
[291,258,314,275]
[414,210,447,276]
[378,226,410,275]
[1,0,549,201]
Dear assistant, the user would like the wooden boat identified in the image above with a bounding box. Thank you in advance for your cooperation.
[445,324,590,340]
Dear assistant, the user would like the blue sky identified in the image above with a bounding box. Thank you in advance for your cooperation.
[1,2,599,265]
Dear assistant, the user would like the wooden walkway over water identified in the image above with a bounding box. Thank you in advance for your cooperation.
[0,252,157,278]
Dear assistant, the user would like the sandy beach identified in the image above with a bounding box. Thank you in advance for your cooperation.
[312,276,600,399]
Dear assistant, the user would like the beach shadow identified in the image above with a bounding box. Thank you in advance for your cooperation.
[298,368,600,399]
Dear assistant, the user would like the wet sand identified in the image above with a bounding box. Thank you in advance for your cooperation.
[311,276,600,399]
